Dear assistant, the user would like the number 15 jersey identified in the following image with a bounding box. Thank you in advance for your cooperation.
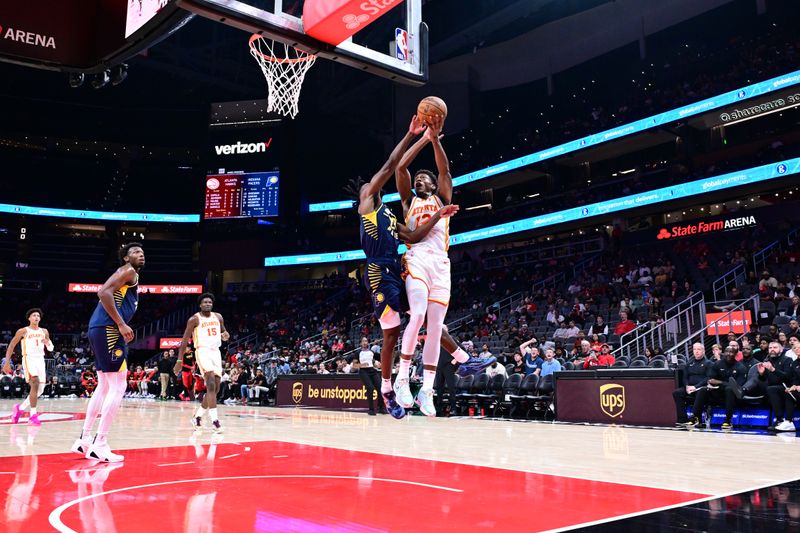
[192,313,221,350]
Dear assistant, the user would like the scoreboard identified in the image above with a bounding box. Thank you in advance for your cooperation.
[204,171,280,219]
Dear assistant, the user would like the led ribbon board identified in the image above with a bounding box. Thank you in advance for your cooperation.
[0,204,200,223]
[308,69,800,212]
[266,160,798,266]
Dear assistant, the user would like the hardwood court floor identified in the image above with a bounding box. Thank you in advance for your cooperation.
[1,398,798,532]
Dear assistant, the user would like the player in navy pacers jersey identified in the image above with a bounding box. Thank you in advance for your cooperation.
[355,115,490,419]
[72,242,144,463]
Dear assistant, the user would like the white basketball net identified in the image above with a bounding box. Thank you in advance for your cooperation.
[249,35,317,119]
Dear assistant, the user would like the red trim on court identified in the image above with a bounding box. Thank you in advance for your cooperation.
[0,411,86,425]
[0,440,708,532]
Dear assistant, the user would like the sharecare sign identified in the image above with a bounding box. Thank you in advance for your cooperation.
[159,338,184,349]
[706,311,753,335]
[656,215,756,240]
[68,284,203,294]
[303,0,404,46]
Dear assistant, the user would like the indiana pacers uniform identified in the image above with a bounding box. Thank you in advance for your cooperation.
[20,327,47,382]
[403,194,451,305]
[192,312,223,377]
[360,203,407,329]
[87,274,139,372]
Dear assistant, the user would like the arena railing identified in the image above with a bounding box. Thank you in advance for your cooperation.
[753,239,782,276]
[132,303,195,352]
[612,292,706,360]
[713,264,746,302]
[665,295,760,360]
[482,236,603,271]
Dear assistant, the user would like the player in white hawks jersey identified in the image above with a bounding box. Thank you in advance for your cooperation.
[175,293,229,433]
[3,308,54,426]
[393,115,456,416]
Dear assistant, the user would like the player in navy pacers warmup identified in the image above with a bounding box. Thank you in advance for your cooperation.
[354,115,492,419]
[72,242,144,463]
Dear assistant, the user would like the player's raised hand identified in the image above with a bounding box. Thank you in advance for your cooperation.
[409,114,426,136]
[424,114,444,140]
[439,204,460,218]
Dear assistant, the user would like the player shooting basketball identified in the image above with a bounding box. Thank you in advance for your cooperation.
[393,113,494,416]
[353,114,460,419]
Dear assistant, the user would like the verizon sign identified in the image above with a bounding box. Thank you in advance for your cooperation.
[68,284,203,294]
[656,215,756,240]
[214,139,272,156]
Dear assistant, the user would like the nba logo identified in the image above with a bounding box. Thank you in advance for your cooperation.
[396,28,409,62]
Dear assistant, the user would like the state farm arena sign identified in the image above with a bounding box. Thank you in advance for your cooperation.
[68,284,203,294]
[656,215,756,240]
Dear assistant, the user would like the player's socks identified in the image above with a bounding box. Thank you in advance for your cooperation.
[451,348,469,363]
[398,357,411,380]
[195,407,207,419]
[19,398,31,411]
[29,407,37,415]
[381,378,393,394]
[422,369,436,391]
[208,408,218,422]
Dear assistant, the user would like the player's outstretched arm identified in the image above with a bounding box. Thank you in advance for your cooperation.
[360,115,426,212]
[398,204,459,244]
[2,328,25,374]
[98,265,137,343]
[217,313,230,342]
[426,115,452,205]
[174,316,199,375]
[396,135,430,214]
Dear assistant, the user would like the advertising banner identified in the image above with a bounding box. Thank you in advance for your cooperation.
[276,376,378,410]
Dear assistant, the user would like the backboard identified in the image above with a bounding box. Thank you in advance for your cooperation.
[174,0,428,85]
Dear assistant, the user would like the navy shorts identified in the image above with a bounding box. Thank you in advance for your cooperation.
[88,325,128,372]
[364,261,408,321]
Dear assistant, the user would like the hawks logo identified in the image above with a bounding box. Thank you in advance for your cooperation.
[292,382,303,404]
[599,383,625,418]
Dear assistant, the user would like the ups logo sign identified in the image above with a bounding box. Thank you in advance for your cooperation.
[292,382,303,404]
[599,383,625,418]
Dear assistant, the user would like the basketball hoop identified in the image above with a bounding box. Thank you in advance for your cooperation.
[248,34,317,119]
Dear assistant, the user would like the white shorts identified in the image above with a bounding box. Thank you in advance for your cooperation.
[195,347,222,377]
[404,248,451,305]
[22,355,46,382]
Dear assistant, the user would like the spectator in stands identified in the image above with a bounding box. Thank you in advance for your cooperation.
[249,368,270,403]
[686,347,746,429]
[485,359,507,379]
[710,344,723,361]
[589,334,603,353]
[674,343,711,425]
[766,342,800,432]
[787,319,800,339]
[512,352,525,375]
[588,316,608,337]
[760,271,778,291]
[564,321,581,338]
[728,341,793,428]
[553,322,570,341]
[80,367,96,398]
[317,362,330,374]
[540,348,562,377]
[752,338,769,361]
[713,287,742,312]
[523,346,543,376]
[237,365,251,404]
[614,311,636,336]
[479,344,493,358]
[787,295,800,319]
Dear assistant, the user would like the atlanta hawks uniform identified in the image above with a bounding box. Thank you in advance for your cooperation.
[20,327,47,382]
[403,194,451,305]
[192,312,223,377]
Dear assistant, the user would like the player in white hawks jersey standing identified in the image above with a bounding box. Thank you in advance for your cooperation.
[394,115,456,416]
[175,293,229,433]
[3,308,54,426]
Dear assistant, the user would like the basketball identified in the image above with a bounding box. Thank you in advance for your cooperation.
[417,96,448,126]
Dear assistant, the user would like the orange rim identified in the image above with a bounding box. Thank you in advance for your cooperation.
[249,34,316,64]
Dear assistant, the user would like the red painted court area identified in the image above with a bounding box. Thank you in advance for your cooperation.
[0,440,707,532]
